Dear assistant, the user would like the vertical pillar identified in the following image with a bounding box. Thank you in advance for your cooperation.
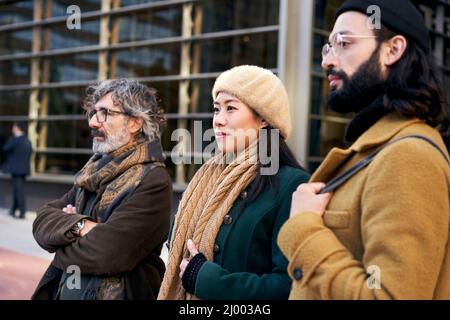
[278,0,314,166]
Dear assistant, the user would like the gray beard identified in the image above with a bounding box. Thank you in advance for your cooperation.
[92,126,131,154]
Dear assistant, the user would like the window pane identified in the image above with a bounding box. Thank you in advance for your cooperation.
[0,91,29,116]
[51,0,100,18]
[188,78,216,113]
[120,0,165,6]
[44,20,100,50]
[314,0,344,31]
[112,44,180,78]
[38,153,92,174]
[0,60,31,85]
[163,118,214,182]
[198,0,280,33]
[195,32,278,73]
[40,120,91,149]
[115,7,182,43]
[310,77,326,116]
[0,1,34,25]
[0,29,32,55]
[143,81,179,114]
[45,53,98,82]
[44,87,87,115]
[312,34,326,74]
[308,119,348,158]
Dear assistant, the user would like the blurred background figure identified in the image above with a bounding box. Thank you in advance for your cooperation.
[2,122,32,219]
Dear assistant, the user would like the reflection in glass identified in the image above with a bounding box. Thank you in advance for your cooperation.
[198,0,279,33]
[314,0,344,31]
[0,29,32,55]
[308,119,348,158]
[0,1,34,25]
[116,8,181,43]
[312,34,327,74]
[145,81,179,114]
[47,53,98,82]
[46,20,100,50]
[38,153,92,175]
[112,44,180,78]
[188,78,216,114]
[0,91,30,116]
[45,87,87,115]
[120,0,165,6]
[195,32,278,73]
[42,120,91,149]
[0,60,31,85]
[51,0,100,18]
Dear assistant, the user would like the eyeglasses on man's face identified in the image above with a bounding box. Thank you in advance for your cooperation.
[322,32,377,58]
[86,107,129,123]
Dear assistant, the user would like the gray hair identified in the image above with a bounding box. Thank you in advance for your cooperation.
[83,79,166,142]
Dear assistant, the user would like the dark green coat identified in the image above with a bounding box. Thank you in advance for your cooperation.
[194,165,309,299]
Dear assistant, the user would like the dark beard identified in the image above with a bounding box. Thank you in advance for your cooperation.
[327,47,386,114]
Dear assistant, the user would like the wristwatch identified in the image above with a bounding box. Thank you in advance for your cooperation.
[71,219,85,236]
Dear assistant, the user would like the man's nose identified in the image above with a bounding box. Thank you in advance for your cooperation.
[89,114,101,129]
[321,53,339,71]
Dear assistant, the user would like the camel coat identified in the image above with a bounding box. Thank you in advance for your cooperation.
[278,112,450,299]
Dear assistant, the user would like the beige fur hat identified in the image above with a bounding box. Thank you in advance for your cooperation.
[212,65,292,139]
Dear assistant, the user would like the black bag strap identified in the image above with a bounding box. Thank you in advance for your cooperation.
[319,135,449,194]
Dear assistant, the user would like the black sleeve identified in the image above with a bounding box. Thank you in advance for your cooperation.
[182,253,207,294]
[2,137,15,152]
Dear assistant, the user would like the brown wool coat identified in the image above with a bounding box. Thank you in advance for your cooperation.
[32,166,172,300]
[278,113,450,299]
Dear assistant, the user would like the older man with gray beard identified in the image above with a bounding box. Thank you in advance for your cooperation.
[32,79,172,300]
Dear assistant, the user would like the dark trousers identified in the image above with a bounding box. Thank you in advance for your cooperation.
[10,174,26,217]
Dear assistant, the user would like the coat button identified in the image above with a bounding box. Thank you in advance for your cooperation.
[240,191,248,200]
[213,244,220,254]
[223,215,233,225]
[293,268,303,281]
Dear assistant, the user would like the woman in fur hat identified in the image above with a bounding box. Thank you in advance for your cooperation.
[158,65,310,300]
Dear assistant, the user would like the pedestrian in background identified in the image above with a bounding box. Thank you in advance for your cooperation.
[2,122,32,219]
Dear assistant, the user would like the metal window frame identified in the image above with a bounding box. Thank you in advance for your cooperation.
[0,0,195,33]
[0,25,279,62]
[0,69,277,92]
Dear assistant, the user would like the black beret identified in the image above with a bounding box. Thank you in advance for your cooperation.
[335,0,431,54]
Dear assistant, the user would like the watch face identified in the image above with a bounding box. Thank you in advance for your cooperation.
[72,220,84,235]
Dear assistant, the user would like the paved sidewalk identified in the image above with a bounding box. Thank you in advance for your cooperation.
[0,209,52,299]
[0,209,54,260]
[0,248,49,300]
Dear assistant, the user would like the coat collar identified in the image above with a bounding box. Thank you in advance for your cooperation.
[349,112,422,152]
[311,112,422,182]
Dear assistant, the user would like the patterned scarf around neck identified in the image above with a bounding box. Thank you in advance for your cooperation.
[158,141,259,300]
[74,139,165,222]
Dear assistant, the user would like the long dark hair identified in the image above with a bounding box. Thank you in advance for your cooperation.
[374,26,450,136]
[245,126,306,204]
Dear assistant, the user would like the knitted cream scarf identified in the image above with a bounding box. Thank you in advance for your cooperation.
[158,141,259,300]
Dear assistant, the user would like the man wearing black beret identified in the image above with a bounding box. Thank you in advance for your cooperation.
[279,0,450,299]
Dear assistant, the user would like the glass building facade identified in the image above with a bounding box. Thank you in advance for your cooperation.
[0,0,448,199]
